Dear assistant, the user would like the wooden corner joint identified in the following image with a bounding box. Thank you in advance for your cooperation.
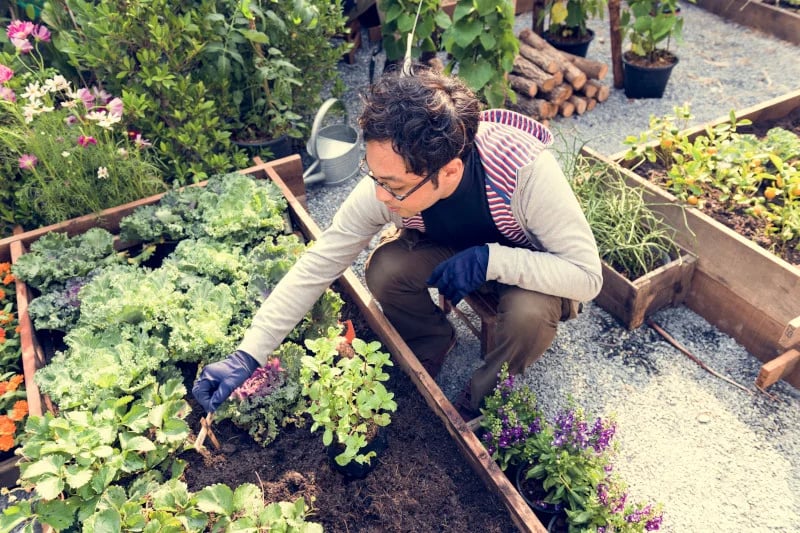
[755,348,800,390]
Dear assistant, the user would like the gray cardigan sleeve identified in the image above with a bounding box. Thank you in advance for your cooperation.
[485,150,603,302]
[238,177,392,364]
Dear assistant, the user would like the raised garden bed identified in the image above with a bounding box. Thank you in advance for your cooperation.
[5,156,547,532]
[694,0,800,45]
[595,90,800,389]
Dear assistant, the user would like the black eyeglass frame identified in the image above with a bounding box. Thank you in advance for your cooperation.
[359,157,438,201]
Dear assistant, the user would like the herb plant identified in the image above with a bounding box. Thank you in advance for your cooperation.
[379,0,451,62]
[540,0,607,41]
[620,0,683,64]
[300,328,397,467]
[570,156,681,279]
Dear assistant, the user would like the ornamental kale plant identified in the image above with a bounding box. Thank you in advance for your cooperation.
[478,362,544,471]
[0,20,166,231]
[216,342,307,447]
[11,227,121,292]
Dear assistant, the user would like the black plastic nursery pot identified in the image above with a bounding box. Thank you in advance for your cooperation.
[543,28,595,57]
[622,53,679,99]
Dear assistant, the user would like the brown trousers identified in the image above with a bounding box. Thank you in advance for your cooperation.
[365,228,575,409]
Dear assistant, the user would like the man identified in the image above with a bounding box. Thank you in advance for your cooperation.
[193,65,602,420]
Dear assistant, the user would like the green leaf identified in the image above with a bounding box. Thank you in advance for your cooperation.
[36,475,65,500]
[196,483,235,515]
[91,509,122,533]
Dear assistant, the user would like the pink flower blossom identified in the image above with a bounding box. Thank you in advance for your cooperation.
[91,87,111,105]
[133,133,152,148]
[76,88,94,110]
[0,87,15,102]
[64,115,78,126]
[11,38,32,54]
[77,135,97,147]
[0,65,13,84]
[31,25,50,43]
[6,21,34,41]
[106,97,123,117]
[18,154,37,170]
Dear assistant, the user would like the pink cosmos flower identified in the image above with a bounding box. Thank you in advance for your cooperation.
[76,88,95,110]
[64,115,78,126]
[18,154,37,170]
[0,65,13,84]
[0,87,15,102]
[106,97,123,117]
[11,38,32,55]
[133,133,152,148]
[6,21,34,41]
[91,87,111,105]
[31,25,50,43]
[77,135,97,147]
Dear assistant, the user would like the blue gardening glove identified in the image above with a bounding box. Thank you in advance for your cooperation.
[427,245,489,305]
[192,350,260,413]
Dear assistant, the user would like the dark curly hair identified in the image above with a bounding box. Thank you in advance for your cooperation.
[358,64,482,185]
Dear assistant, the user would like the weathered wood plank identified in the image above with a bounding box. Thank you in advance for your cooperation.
[780,316,800,349]
[694,0,800,46]
[755,349,800,390]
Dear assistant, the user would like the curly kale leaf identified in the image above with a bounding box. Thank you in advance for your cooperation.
[199,173,288,247]
[245,234,307,307]
[118,185,207,244]
[35,326,167,410]
[12,228,121,292]
[165,238,248,286]
[166,279,239,362]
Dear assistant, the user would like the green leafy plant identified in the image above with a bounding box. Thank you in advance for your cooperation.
[623,104,800,253]
[379,0,451,62]
[441,0,518,108]
[0,262,21,373]
[566,474,664,532]
[569,155,681,279]
[42,0,250,184]
[539,0,607,40]
[620,0,684,64]
[4,379,190,531]
[300,328,397,467]
[0,20,166,230]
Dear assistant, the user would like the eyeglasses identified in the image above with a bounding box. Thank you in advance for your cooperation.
[359,157,438,201]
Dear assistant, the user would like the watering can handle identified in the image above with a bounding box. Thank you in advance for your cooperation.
[307,98,348,160]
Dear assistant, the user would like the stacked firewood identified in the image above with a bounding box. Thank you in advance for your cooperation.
[508,28,610,122]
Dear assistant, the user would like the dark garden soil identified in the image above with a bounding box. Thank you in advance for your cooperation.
[632,108,800,266]
[180,287,519,533]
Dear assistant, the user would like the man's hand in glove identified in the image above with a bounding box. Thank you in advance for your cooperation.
[192,350,260,412]
[427,245,489,305]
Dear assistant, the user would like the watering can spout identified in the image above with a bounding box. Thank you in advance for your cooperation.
[304,98,361,186]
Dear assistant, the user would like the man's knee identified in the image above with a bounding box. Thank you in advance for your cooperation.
[365,241,410,298]
[498,290,562,338]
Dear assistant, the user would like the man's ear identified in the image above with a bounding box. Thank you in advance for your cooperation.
[439,157,464,183]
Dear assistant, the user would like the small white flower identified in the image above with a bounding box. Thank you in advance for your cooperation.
[84,111,106,122]
[117,147,128,158]
[43,75,70,94]
[21,81,44,100]
[97,114,121,130]
[60,99,78,109]
[97,166,108,179]
[61,151,70,157]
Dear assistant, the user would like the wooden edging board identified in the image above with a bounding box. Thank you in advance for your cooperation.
[591,92,800,388]
[9,155,545,532]
[694,0,800,46]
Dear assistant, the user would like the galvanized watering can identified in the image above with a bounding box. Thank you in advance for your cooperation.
[302,98,361,186]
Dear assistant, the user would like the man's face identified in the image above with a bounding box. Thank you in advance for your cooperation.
[362,141,449,218]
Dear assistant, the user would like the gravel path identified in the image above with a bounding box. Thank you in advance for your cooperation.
[304,4,800,531]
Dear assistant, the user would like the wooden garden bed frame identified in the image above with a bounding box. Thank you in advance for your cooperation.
[601,89,800,389]
[694,0,800,46]
[6,156,548,533]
